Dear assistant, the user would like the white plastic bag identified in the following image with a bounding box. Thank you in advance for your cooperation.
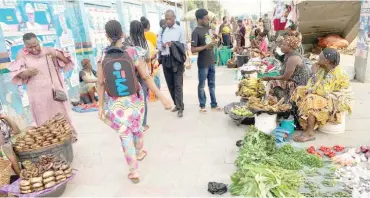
[255,113,277,134]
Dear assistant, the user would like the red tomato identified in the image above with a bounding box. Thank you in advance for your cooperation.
[333,145,345,152]
[320,146,330,152]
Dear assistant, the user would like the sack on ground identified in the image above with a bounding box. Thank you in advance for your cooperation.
[318,34,349,49]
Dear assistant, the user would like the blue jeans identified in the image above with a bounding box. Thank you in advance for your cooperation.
[198,64,217,108]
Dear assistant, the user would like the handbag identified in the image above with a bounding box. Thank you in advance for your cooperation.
[45,56,68,102]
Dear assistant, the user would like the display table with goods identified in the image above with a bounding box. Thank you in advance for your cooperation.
[0,155,75,197]
[236,57,281,81]
[13,113,74,163]
[230,126,370,197]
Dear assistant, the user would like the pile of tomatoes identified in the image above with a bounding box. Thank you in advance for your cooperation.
[306,145,345,158]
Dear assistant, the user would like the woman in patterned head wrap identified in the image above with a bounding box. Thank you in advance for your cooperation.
[261,36,311,102]
[292,48,352,142]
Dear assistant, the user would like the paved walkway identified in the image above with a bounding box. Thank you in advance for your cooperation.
[64,66,370,197]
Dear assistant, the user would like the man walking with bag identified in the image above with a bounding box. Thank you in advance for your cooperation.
[158,10,186,117]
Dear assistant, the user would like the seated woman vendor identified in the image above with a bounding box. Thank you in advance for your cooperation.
[292,48,352,142]
[262,36,310,101]
[0,113,21,175]
[79,59,98,104]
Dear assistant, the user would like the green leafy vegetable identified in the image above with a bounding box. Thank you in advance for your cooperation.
[231,127,326,197]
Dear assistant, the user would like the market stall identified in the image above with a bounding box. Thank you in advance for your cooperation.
[1,154,75,197]
[229,126,370,197]
[0,113,75,197]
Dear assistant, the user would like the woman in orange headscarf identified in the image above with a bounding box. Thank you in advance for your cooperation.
[141,16,161,101]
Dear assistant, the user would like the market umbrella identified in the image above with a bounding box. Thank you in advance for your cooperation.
[182,9,216,21]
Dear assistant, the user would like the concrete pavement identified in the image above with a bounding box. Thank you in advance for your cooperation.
[64,66,370,197]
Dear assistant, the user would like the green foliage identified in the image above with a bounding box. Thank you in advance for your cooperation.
[185,0,223,17]
[230,126,325,197]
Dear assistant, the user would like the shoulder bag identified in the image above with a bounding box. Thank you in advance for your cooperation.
[45,56,68,102]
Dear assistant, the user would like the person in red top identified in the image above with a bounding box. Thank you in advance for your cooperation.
[251,31,268,57]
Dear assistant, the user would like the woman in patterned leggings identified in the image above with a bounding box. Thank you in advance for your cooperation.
[97,20,172,183]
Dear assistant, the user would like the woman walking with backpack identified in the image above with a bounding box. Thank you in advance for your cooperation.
[97,20,172,183]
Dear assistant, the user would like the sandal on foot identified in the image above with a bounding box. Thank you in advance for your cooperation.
[211,106,224,112]
[293,134,316,142]
[144,125,150,132]
[199,108,207,113]
[128,173,140,184]
[137,150,147,161]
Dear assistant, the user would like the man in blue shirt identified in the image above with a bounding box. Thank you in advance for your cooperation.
[158,10,186,118]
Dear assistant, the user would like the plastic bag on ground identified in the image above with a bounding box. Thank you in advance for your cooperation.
[318,34,349,49]
[207,182,228,195]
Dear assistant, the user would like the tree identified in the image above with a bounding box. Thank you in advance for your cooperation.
[185,0,223,18]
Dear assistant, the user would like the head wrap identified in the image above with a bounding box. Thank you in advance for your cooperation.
[322,48,340,66]
[81,59,90,67]
[284,36,301,49]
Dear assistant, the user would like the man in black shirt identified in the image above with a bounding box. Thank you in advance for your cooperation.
[191,9,222,113]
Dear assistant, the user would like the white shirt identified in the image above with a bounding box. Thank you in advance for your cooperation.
[157,24,186,55]
[26,22,42,31]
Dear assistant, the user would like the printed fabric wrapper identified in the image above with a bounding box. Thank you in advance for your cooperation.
[0,171,76,197]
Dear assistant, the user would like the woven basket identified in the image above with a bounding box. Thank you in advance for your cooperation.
[0,158,12,185]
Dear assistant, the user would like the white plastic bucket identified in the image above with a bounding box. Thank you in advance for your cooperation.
[255,113,277,134]
[319,113,346,134]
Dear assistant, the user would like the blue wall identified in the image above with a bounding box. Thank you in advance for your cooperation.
[0,0,183,128]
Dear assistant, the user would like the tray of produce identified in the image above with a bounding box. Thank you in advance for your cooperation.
[0,154,75,197]
[13,113,72,153]
[224,101,248,115]
[247,96,292,115]
[229,106,255,126]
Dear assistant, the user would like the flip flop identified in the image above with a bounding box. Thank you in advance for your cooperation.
[199,108,207,113]
[211,106,224,112]
[137,150,147,161]
[128,173,140,184]
[293,134,316,142]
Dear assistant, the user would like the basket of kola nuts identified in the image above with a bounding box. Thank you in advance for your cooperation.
[18,155,74,195]
[13,113,73,154]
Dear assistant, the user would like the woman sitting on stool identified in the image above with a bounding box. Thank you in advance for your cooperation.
[79,59,98,104]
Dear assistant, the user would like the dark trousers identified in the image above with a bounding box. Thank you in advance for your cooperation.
[163,65,184,111]
[198,64,217,108]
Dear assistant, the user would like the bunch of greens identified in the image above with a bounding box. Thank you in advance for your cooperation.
[231,127,325,197]
[274,144,324,170]
[235,126,277,168]
[229,164,304,197]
